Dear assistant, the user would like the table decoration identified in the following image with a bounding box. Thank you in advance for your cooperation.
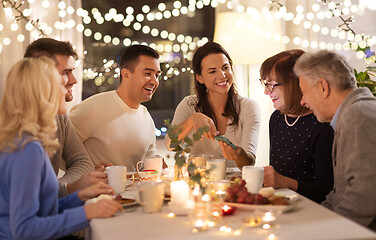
[168,180,194,215]
[222,204,236,216]
[191,193,211,232]
[164,119,209,181]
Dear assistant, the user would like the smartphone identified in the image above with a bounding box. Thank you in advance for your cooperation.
[214,135,237,149]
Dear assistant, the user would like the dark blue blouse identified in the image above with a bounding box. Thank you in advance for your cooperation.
[269,110,334,203]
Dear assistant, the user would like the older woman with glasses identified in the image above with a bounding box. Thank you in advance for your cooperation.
[260,49,334,203]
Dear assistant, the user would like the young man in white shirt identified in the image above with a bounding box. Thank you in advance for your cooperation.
[70,45,162,171]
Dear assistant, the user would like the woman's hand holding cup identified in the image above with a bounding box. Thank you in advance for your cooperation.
[84,199,122,220]
[78,181,115,202]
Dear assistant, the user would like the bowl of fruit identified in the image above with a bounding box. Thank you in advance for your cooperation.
[224,177,299,213]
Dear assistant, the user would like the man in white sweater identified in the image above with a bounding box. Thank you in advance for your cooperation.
[69,45,161,171]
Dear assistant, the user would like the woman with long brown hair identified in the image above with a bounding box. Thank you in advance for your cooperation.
[165,42,260,169]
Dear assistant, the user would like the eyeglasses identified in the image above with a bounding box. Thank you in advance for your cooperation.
[259,78,283,93]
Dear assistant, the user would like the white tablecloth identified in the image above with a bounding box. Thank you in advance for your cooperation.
[87,188,376,240]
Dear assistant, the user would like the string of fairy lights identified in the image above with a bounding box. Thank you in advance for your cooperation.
[1,0,375,137]
[1,0,375,80]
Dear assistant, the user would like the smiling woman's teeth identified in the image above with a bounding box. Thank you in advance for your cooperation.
[216,80,228,86]
[144,87,153,91]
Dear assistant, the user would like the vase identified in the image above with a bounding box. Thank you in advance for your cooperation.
[174,163,188,180]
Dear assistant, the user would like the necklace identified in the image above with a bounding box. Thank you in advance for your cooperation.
[284,113,302,127]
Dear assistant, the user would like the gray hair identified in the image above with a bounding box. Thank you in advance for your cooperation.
[293,50,356,90]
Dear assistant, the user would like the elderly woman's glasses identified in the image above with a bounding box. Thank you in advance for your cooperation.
[259,78,283,93]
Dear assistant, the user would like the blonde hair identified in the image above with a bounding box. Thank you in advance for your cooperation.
[0,57,61,157]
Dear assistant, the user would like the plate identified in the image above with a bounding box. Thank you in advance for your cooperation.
[224,197,300,213]
[116,197,138,208]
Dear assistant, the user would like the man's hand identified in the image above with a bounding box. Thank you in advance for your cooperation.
[78,181,115,201]
[95,161,113,172]
[67,171,108,194]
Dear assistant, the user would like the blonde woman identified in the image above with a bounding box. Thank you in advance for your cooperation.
[0,58,122,240]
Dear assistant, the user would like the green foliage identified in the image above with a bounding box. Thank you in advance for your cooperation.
[164,119,209,169]
[164,119,212,192]
[354,68,376,96]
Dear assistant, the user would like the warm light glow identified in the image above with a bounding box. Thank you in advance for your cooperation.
[268,234,276,240]
[262,212,276,223]
[263,224,271,230]
[17,34,25,42]
[168,212,175,218]
[3,37,11,46]
[202,194,210,201]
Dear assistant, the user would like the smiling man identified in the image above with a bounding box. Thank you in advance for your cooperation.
[294,50,376,231]
[69,45,161,171]
[24,38,108,198]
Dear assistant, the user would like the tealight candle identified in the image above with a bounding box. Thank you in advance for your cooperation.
[222,204,236,216]
[262,212,276,223]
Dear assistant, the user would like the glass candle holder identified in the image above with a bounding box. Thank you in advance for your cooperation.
[242,211,263,227]
[192,198,211,232]
[261,211,280,229]
[210,200,223,222]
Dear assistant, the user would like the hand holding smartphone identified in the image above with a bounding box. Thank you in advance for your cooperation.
[214,135,237,149]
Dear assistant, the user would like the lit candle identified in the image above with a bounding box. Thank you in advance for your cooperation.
[192,217,209,232]
[170,180,189,205]
[222,204,236,216]
[262,212,276,223]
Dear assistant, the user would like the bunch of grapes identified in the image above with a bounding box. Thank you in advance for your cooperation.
[225,177,269,205]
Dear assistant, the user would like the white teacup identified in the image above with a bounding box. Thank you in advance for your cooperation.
[137,155,163,173]
[106,166,127,194]
[135,182,165,213]
[242,166,264,194]
[206,159,226,181]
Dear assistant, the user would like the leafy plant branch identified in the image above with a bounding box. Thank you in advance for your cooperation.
[164,119,212,193]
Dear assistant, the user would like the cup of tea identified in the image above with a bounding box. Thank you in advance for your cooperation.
[137,155,163,173]
[106,166,127,194]
[242,166,264,194]
[135,182,165,213]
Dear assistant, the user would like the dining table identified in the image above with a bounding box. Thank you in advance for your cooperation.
[87,178,376,240]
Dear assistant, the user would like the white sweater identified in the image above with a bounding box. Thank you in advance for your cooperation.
[69,91,157,172]
[167,95,260,167]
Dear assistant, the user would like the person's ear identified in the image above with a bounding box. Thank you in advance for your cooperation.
[121,68,130,83]
[196,74,203,84]
[318,78,330,98]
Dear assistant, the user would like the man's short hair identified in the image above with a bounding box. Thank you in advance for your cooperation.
[118,45,159,82]
[294,50,356,91]
[24,38,78,63]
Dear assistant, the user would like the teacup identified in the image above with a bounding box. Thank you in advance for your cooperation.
[135,182,165,213]
[139,170,159,183]
[137,155,163,173]
[106,166,127,194]
[242,166,264,194]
